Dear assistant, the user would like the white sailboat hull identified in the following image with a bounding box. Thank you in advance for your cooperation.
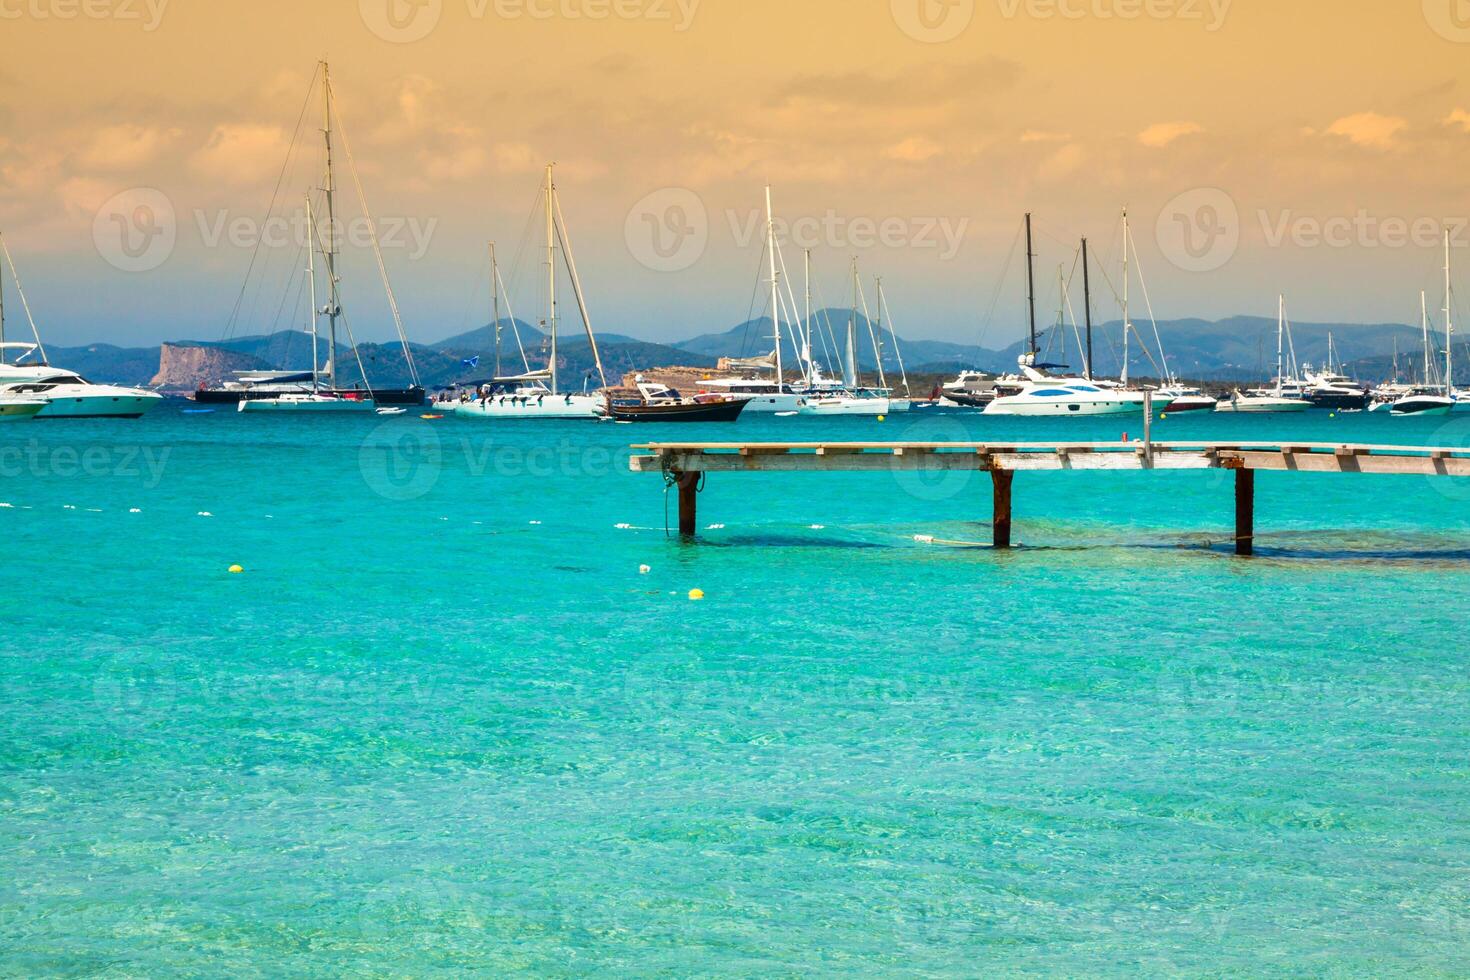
[238,395,377,412]
[1214,395,1310,413]
[456,393,605,419]
[731,393,802,413]
[798,395,891,416]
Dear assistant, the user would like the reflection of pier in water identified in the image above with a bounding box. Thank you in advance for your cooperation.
[629,440,1470,556]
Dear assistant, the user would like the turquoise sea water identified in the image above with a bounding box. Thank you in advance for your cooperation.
[4,403,1470,974]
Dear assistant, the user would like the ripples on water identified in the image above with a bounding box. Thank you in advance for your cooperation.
[2,405,1469,973]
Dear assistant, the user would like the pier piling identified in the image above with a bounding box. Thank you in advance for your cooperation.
[991,468,1014,549]
[1235,467,1255,556]
[677,472,700,536]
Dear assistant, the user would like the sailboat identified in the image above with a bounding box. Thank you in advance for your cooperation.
[799,257,890,416]
[985,213,1143,417]
[206,63,423,410]
[457,164,608,419]
[1391,234,1457,417]
[240,193,375,413]
[698,188,804,413]
[0,233,162,419]
[1215,296,1311,412]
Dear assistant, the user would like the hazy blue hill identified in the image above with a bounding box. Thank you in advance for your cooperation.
[49,314,1453,389]
[34,343,169,386]
[434,319,644,351]
[991,316,1429,381]
[672,311,991,373]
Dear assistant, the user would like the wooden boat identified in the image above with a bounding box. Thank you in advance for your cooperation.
[604,383,748,422]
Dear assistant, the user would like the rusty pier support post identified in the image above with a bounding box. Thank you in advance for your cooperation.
[677,471,700,537]
[1235,467,1254,556]
[991,468,1014,549]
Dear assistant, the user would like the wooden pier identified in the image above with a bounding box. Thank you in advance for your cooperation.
[629,440,1470,555]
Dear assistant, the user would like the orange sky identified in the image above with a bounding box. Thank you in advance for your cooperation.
[2,0,1469,347]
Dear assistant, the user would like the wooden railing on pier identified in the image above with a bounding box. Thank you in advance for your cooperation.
[629,441,1470,555]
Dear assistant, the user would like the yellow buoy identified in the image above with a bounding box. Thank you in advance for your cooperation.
[688,588,705,601]
[228,564,244,574]
[877,415,886,422]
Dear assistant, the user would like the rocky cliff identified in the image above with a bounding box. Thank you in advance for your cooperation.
[149,343,271,392]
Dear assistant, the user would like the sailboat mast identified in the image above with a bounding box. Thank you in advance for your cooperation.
[1081,236,1093,379]
[1024,212,1036,356]
[321,61,339,389]
[1121,208,1131,386]
[490,241,501,379]
[546,164,557,395]
[307,194,319,389]
[1276,294,1285,397]
[844,257,859,387]
[1446,230,1454,395]
[1422,290,1431,385]
[803,247,811,385]
[877,278,909,396]
[868,275,887,389]
[765,186,782,386]
[0,238,5,352]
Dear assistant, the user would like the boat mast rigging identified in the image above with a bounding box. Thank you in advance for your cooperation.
[306,193,319,390]
[1025,212,1037,357]
[765,186,782,386]
[1081,236,1094,379]
[545,164,558,394]
[320,61,339,389]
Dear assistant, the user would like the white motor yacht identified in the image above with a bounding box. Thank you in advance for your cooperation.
[0,396,46,421]
[1214,389,1310,413]
[1387,389,1455,417]
[0,351,163,419]
[984,360,1146,416]
[1154,385,1216,412]
[695,377,801,413]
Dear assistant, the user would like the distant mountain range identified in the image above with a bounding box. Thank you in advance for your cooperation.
[37,312,1457,389]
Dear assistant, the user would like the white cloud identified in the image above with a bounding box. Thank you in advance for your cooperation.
[78,124,182,171]
[493,142,539,174]
[1037,143,1085,181]
[1137,121,1202,148]
[1445,108,1470,134]
[188,124,291,184]
[884,137,942,162]
[1325,112,1407,149]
